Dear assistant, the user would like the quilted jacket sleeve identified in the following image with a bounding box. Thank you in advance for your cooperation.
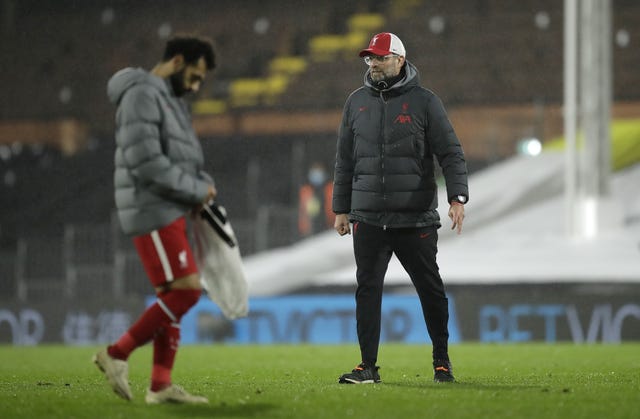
[426,94,469,204]
[332,98,355,214]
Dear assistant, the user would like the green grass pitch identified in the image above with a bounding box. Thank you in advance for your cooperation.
[0,343,638,418]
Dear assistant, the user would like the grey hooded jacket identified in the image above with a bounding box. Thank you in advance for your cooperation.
[107,68,213,236]
[332,60,468,228]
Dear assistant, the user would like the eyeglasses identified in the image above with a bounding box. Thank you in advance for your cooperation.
[363,54,398,65]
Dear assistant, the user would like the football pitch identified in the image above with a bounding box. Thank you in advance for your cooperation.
[0,343,638,418]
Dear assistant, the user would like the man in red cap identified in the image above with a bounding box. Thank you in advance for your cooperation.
[333,32,468,384]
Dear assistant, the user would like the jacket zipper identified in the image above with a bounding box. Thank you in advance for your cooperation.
[380,91,387,230]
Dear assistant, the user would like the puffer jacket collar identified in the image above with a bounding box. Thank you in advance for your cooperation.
[107,67,169,105]
[363,60,420,97]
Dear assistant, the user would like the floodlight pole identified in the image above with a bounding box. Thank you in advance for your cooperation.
[564,0,613,239]
[581,0,612,201]
[564,0,578,237]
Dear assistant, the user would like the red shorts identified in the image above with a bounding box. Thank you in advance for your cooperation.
[133,216,198,287]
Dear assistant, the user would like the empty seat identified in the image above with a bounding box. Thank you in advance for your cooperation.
[309,35,350,62]
[347,13,385,33]
[269,56,308,76]
[229,79,269,107]
[193,99,228,115]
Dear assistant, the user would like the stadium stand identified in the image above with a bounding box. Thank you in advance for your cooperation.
[1,0,639,301]
[1,0,638,121]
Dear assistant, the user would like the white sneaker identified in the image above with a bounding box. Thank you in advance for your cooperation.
[92,349,133,401]
[145,384,209,404]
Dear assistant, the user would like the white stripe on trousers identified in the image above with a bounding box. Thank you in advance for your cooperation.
[150,230,174,282]
[157,298,178,323]
[149,229,183,326]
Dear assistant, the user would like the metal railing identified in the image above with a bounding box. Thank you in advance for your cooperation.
[9,205,302,302]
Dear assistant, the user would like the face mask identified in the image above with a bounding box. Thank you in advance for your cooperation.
[308,169,327,186]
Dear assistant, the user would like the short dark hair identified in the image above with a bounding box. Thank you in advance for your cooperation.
[163,35,216,70]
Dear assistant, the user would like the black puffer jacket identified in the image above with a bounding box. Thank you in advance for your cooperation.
[332,61,468,228]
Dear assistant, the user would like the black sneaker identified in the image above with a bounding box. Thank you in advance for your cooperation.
[433,359,455,383]
[338,363,381,384]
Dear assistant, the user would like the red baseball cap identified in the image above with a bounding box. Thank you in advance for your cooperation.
[359,32,406,57]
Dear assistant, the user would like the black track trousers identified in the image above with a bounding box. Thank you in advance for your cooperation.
[352,221,450,366]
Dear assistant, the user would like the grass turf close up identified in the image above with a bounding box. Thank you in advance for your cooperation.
[0,343,638,418]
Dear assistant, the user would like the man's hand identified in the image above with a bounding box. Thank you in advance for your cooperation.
[334,213,351,236]
[448,202,465,234]
[204,185,217,203]
[192,185,218,215]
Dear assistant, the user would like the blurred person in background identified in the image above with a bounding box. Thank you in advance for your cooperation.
[298,161,335,237]
[93,35,217,404]
[332,32,468,384]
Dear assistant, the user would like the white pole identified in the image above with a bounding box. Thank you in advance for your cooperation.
[564,0,578,237]
[579,0,613,238]
[599,0,612,197]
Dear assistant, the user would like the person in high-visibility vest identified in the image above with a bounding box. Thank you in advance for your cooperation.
[298,162,335,237]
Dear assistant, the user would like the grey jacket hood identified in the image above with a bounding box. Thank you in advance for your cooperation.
[107,67,168,105]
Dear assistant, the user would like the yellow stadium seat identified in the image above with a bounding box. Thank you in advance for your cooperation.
[192,99,227,115]
[229,78,268,107]
[343,31,369,54]
[309,35,349,62]
[347,13,385,33]
[263,74,290,105]
[269,56,308,76]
